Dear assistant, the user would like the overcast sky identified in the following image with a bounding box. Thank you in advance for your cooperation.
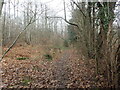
[40,0,71,19]
[3,0,120,27]
[3,0,71,20]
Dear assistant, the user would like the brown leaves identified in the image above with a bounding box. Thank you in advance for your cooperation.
[1,45,107,88]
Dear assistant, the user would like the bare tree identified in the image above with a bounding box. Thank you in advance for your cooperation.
[0,0,4,16]
[0,13,36,61]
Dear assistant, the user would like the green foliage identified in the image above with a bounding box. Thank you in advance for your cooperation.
[98,2,115,34]
[67,24,77,44]
[44,54,52,60]
[16,57,29,60]
[52,45,69,50]
[64,40,69,47]
[21,77,32,86]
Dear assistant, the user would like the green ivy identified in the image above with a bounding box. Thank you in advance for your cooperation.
[98,3,114,34]
[16,57,29,60]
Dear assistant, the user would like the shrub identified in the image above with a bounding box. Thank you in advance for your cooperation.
[44,54,52,60]
[64,40,69,47]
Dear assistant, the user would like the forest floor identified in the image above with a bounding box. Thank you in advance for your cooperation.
[1,45,108,88]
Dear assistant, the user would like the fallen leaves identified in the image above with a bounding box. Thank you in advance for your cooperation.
[1,45,108,88]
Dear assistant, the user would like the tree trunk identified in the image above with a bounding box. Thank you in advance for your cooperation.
[0,0,4,16]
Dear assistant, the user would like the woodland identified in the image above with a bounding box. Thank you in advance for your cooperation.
[0,0,120,89]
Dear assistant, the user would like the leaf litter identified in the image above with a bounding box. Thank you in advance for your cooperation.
[1,45,107,88]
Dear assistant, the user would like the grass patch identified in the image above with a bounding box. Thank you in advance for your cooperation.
[16,57,29,60]
[21,76,32,86]
[8,85,16,88]
[60,46,69,50]
[44,54,52,61]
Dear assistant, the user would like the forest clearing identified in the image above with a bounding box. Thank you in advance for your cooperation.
[0,0,120,89]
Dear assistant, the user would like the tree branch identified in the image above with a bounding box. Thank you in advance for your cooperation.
[71,0,86,18]
[47,16,79,28]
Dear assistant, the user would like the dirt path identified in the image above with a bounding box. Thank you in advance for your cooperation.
[50,49,100,88]
[52,51,71,88]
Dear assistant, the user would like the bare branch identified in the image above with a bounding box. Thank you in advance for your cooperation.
[71,0,86,18]
[63,0,66,20]
[47,16,79,28]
